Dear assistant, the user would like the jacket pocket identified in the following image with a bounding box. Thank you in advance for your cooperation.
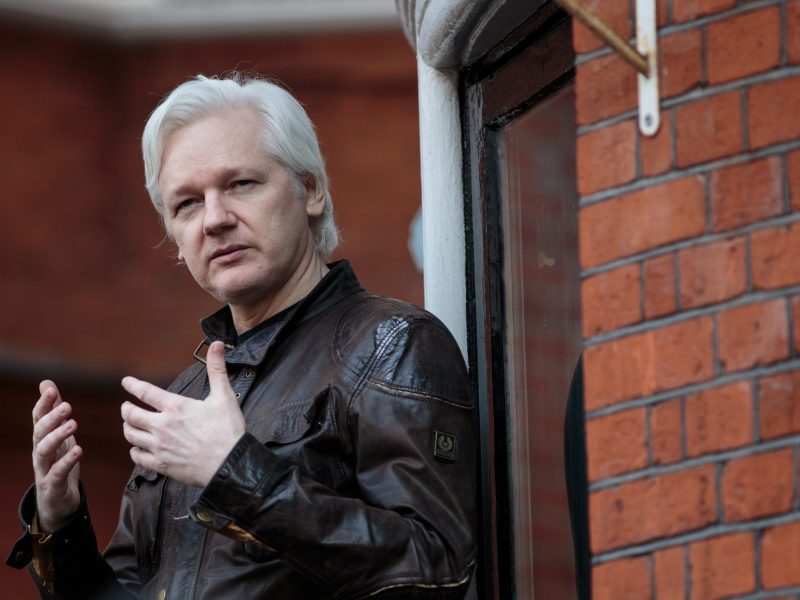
[124,465,166,583]
[254,387,347,491]
[256,387,330,447]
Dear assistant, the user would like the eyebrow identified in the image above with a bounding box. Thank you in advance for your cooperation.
[164,167,262,201]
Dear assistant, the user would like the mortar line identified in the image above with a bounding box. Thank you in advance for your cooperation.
[586,358,800,419]
[589,432,800,491]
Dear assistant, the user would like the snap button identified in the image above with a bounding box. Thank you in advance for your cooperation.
[235,393,241,399]
[242,368,254,378]
[14,551,25,563]
[196,512,212,523]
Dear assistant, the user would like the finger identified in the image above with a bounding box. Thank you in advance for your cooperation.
[122,421,154,451]
[33,402,72,445]
[120,401,158,432]
[121,377,170,412]
[33,382,61,424]
[38,380,62,405]
[34,419,77,474]
[129,446,159,472]
[47,444,82,484]
[206,342,233,399]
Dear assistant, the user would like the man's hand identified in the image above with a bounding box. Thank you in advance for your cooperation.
[32,381,83,533]
[120,341,246,488]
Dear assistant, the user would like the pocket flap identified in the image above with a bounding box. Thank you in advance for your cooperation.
[127,464,162,491]
[261,387,329,446]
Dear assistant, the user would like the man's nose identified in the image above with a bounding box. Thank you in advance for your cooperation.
[202,193,236,234]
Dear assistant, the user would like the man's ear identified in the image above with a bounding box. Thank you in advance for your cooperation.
[302,174,325,218]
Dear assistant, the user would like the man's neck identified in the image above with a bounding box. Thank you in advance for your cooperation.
[230,253,329,336]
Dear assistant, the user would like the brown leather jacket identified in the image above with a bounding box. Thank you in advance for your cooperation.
[8,261,477,599]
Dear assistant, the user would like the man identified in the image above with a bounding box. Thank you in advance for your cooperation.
[8,75,476,598]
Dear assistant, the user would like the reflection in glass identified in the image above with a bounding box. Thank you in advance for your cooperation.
[496,82,581,599]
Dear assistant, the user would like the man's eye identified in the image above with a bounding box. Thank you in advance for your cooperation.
[175,198,198,213]
[231,180,254,190]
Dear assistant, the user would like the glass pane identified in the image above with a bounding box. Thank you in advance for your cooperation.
[496,82,581,599]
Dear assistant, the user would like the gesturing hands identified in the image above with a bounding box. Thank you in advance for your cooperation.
[32,381,83,533]
[120,341,246,488]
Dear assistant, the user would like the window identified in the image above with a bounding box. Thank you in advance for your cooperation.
[463,7,587,598]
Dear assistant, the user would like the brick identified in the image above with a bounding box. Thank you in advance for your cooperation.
[584,317,713,409]
[717,299,790,372]
[789,0,800,65]
[577,120,636,196]
[654,546,685,600]
[651,399,683,465]
[660,28,703,98]
[748,75,800,149]
[706,7,781,84]
[584,333,654,409]
[689,532,755,600]
[651,318,717,391]
[685,381,753,456]
[590,465,717,552]
[710,157,783,232]
[679,237,746,309]
[761,522,800,589]
[658,0,669,26]
[580,176,706,268]
[586,408,648,480]
[722,449,794,521]
[751,222,800,290]
[640,111,673,177]
[576,52,637,126]
[789,150,800,211]
[759,370,800,440]
[644,254,677,319]
[573,0,630,54]
[593,556,652,600]
[673,0,735,23]
[676,92,743,167]
[582,264,641,337]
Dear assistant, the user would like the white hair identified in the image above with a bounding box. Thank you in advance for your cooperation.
[142,74,338,257]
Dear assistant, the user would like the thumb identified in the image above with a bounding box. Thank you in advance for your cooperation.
[206,341,233,400]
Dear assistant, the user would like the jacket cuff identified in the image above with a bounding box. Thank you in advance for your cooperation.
[6,483,93,593]
[191,432,285,533]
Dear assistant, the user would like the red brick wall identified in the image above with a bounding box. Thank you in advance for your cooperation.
[0,23,421,599]
[574,1,800,597]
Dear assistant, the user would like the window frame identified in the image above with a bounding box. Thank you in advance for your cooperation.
[460,6,577,598]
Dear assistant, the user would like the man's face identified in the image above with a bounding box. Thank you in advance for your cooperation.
[158,107,324,308]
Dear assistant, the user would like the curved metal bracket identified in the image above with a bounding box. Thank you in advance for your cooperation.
[557,0,661,136]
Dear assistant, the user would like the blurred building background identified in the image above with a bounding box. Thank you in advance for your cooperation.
[0,2,422,596]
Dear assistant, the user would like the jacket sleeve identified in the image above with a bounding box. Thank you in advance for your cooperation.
[5,484,136,600]
[190,312,477,599]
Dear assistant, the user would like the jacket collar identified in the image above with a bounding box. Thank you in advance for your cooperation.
[197,260,364,366]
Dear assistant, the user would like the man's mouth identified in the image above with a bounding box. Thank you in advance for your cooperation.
[209,244,248,262]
